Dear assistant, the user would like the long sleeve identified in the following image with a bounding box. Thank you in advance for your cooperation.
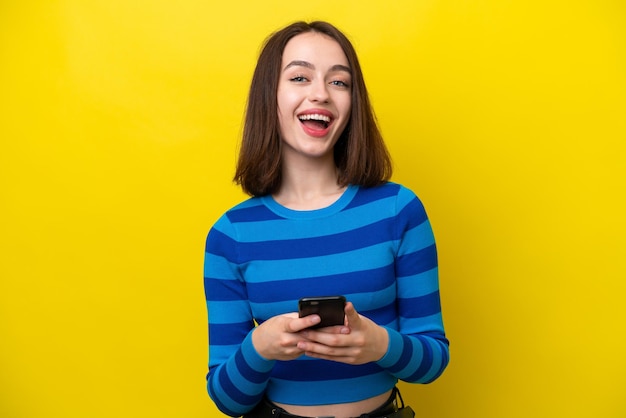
[375,187,450,382]
[203,185,449,414]
[204,215,275,416]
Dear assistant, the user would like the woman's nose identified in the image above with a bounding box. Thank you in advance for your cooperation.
[308,79,330,103]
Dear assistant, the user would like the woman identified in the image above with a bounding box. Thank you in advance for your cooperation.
[204,21,449,418]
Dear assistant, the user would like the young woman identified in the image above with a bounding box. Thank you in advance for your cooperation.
[204,21,449,418]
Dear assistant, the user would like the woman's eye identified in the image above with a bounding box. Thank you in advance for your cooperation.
[330,80,350,88]
[290,76,308,82]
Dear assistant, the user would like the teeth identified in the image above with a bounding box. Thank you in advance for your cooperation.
[298,114,331,123]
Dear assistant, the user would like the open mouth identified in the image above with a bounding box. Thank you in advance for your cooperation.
[298,113,332,130]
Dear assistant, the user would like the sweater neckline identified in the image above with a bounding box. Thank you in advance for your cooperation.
[260,185,358,219]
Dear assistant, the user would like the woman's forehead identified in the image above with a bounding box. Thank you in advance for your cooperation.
[281,32,349,70]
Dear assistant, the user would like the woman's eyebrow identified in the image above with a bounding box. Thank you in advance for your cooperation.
[284,60,314,71]
[331,64,352,75]
[283,60,352,74]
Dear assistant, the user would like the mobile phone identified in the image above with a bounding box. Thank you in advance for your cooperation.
[298,296,347,329]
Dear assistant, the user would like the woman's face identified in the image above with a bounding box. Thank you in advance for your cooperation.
[277,32,352,164]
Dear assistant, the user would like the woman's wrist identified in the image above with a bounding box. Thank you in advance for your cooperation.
[374,324,390,361]
[251,326,272,360]
[374,325,389,362]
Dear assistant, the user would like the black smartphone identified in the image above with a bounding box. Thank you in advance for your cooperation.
[298,296,347,329]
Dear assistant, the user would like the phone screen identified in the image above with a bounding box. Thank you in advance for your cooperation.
[298,296,346,329]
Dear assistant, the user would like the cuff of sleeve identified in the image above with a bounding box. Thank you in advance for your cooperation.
[241,329,276,373]
[376,326,404,369]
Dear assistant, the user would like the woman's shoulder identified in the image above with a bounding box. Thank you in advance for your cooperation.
[358,181,421,202]
[224,195,265,214]
[348,183,425,219]
[212,195,279,228]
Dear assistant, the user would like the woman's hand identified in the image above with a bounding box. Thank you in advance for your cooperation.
[251,312,321,361]
[296,302,389,365]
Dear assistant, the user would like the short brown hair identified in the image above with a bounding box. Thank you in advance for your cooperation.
[234,21,392,196]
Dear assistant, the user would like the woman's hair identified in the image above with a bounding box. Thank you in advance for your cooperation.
[234,21,392,196]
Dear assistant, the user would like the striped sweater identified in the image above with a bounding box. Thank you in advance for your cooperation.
[204,183,449,416]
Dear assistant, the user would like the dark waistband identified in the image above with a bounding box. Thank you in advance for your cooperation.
[245,387,400,418]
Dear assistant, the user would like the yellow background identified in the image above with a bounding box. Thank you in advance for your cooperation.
[1,1,625,417]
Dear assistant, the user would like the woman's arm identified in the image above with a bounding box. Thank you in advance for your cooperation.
[378,188,449,382]
[204,218,275,416]
[204,217,322,416]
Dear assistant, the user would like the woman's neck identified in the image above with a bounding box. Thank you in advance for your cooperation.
[273,159,346,211]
